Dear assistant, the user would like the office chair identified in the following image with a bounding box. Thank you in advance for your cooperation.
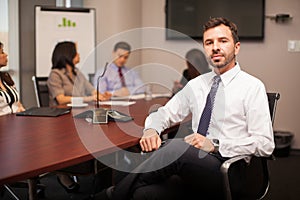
[1,177,46,200]
[1,184,23,200]
[88,73,95,85]
[221,92,280,200]
[32,76,49,107]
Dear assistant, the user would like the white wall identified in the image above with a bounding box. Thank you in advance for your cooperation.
[238,0,300,149]
[84,0,142,70]
[84,0,300,149]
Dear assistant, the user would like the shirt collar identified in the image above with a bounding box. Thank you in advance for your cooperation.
[221,62,241,87]
[111,63,124,71]
[210,62,241,87]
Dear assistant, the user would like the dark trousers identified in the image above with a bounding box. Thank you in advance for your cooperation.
[111,139,228,200]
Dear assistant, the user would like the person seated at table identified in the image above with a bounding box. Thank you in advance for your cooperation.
[0,42,47,197]
[0,41,25,116]
[47,41,112,193]
[172,48,211,94]
[47,41,111,106]
[93,41,144,97]
[90,17,274,200]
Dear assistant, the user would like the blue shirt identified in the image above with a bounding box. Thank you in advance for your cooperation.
[94,63,144,95]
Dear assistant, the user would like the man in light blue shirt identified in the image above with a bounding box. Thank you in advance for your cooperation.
[94,42,144,97]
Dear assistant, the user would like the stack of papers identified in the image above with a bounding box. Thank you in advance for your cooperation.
[99,101,136,106]
[152,93,173,98]
[99,93,172,106]
[110,93,172,101]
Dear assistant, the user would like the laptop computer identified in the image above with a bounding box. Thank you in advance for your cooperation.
[16,107,71,117]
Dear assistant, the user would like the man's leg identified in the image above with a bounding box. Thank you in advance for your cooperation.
[130,141,225,199]
[96,139,225,200]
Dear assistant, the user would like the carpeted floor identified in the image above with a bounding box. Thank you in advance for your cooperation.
[1,151,300,200]
[263,150,300,200]
[0,168,112,200]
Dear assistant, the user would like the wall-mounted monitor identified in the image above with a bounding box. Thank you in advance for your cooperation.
[166,0,265,41]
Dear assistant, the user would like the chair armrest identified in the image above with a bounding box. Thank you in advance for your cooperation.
[221,155,252,174]
[220,154,273,200]
[268,154,276,161]
[220,155,252,200]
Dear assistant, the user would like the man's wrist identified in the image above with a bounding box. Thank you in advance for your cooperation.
[143,128,160,136]
[211,139,219,153]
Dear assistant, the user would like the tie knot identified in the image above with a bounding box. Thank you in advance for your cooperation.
[213,75,221,83]
[211,76,221,89]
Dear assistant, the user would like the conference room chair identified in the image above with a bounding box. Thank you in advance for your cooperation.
[1,183,27,200]
[88,73,95,85]
[32,76,49,107]
[221,92,280,200]
[1,174,46,200]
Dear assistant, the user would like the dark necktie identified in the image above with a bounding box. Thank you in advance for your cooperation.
[197,75,221,136]
[118,67,126,87]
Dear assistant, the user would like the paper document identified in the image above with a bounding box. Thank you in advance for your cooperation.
[110,94,144,100]
[99,101,136,106]
[110,93,172,101]
[152,93,172,98]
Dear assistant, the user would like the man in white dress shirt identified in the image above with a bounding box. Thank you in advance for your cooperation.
[92,17,274,200]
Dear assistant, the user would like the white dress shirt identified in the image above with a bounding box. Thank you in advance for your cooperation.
[144,63,274,157]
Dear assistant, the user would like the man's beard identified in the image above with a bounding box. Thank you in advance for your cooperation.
[209,53,235,69]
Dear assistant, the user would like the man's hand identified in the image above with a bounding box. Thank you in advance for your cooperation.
[99,91,112,101]
[89,91,112,102]
[184,133,214,153]
[113,87,130,97]
[139,128,162,152]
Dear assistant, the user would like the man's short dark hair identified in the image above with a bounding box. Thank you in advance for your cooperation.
[114,41,131,52]
[203,17,239,44]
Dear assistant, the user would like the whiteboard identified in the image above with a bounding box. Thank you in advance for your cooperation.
[35,6,96,79]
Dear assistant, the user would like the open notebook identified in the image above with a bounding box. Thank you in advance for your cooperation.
[16,107,71,117]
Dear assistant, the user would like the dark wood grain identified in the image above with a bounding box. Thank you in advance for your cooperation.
[0,98,170,185]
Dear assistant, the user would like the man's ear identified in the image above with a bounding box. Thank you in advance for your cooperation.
[234,42,241,55]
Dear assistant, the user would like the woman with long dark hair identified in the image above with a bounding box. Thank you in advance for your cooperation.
[47,41,111,106]
[47,41,112,193]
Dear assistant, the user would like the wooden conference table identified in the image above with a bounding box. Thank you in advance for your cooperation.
[0,97,180,198]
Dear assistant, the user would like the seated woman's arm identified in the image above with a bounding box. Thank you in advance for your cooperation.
[55,94,72,105]
[17,101,25,112]
[55,90,111,105]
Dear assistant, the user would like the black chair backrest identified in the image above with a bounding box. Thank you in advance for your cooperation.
[267,92,280,125]
[88,73,95,85]
[32,76,49,107]
[229,92,280,200]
